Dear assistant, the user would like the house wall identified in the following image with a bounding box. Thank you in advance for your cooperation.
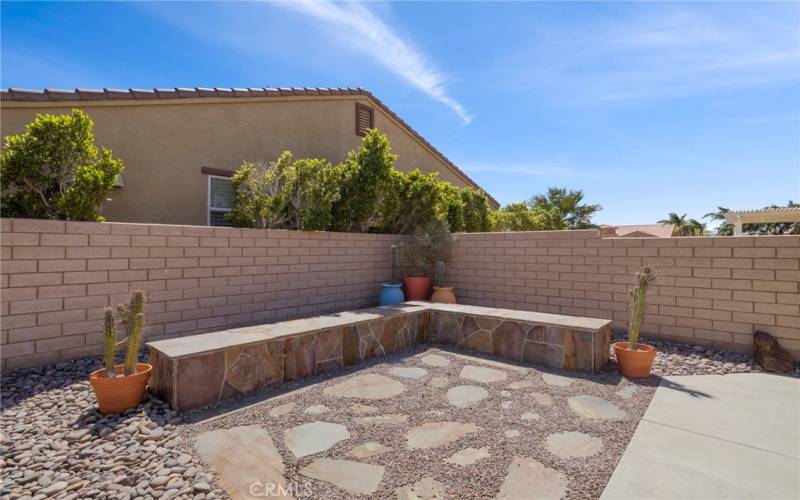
[0,218,401,370]
[0,96,472,226]
[2,219,797,370]
[449,230,800,360]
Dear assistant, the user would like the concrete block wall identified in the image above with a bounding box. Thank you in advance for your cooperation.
[448,230,800,359]
[0,218,401,370]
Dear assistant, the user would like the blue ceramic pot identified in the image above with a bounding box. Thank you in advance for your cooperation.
[379,282,405,305]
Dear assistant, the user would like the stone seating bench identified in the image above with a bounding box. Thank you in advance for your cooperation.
[148,302,611,411]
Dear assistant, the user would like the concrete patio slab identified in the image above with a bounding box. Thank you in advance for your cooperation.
[602,373,799,500]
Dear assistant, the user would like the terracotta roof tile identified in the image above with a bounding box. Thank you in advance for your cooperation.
[0,86,497,206]
[607,224,676,238]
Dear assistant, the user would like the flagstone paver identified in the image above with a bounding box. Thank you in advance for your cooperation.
[616,385,637,400]
[546,431,604,459]
[389,367,429,379]
[429,376,450,388]
[268,402,296,417]
[506,379,535,390]
[349,403,378,414]
[348,441,391,459]
[180,346,659,499]
[568,395,628,420]
[406,421,480,449]
[303,404,330,415]
[354,414,408,425]
[445,446,491,466]
[460,365,508,383]
[532,392,554,406]
[194,426,289,499]
[542,373,574,387]
[420,354,451,367]
[446,385,489,408]
[284,422,350,458]
[395,476,447,499]
[497,456,568,500]
[300,458,384,495]
[324,374,405,400]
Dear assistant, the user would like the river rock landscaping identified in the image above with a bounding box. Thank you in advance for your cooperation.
[1,340,796,499]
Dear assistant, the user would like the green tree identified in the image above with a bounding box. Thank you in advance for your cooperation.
[285,158,342,230]
[329,129,396,232]
[440,182,465,233]
[460,187,493,232]
[491,202,551,232]
[1,109,124,221]
[704,207,734,236]
[658,212,705,236]
[226,154,291,229]
[226,152,342,230]
[530,187,601,229]
[378,168,444,234]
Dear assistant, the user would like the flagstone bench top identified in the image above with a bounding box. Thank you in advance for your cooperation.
[147,302,611,359]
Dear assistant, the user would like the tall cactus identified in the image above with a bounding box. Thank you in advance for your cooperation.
[435,261,446,288]
[103,308,117,377]
[628,267,656,350]
[120,291,145,376]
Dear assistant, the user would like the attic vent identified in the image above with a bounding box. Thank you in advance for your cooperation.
[355,103,374,136]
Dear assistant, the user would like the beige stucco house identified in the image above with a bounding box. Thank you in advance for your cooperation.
[0,87,494,226]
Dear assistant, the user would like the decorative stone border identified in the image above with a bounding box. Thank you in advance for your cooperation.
[148,302,610,411]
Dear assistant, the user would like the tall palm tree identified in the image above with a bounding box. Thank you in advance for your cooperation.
[658,212,695,236]
[703,207,733,236]
[530,187,601,229]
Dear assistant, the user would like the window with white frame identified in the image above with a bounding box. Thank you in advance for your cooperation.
[208,176,234,226]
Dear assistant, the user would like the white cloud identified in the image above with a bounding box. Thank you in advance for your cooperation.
[493,4,800,104]
[281,0,472,124]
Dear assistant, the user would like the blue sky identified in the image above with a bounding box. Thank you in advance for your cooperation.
[2,1,799,226]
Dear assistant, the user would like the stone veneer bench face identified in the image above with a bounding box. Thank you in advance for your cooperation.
[148,302,611,411]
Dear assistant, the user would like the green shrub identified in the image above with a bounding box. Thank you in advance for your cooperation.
[1,109,124,221]
[378,168,445,234]
[460,187,492,232]
[226,152,342,230]
[329,129,396,232]
[401,220,453,277]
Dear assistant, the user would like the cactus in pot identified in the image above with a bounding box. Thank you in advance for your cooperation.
[628,267,655,351]
[431,260,456,304]
[434,261,446,288]
[613,266,657,378]
[90,290,153,414]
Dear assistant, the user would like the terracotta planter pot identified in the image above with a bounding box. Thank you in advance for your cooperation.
[613,342,656,378]
[431,286,457,304]
[403,276,432,301]
[90,363,152,414]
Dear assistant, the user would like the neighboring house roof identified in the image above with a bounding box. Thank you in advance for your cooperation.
[725,207,800,225]
[0,86,498,207]
[603,224,676,238]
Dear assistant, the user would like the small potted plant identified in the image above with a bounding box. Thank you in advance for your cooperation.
[401,221,452,301]
[613,267,657,378]
[431,261,456,304]
[89,290,152,414]
[379,244,405,305]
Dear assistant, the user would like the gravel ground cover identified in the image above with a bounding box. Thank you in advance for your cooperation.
[0,355,225,500]
[613,333,800,378]
[1,337,797,500]
[185,346,659,499]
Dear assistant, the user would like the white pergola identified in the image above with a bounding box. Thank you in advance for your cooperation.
[725,207,800,236]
